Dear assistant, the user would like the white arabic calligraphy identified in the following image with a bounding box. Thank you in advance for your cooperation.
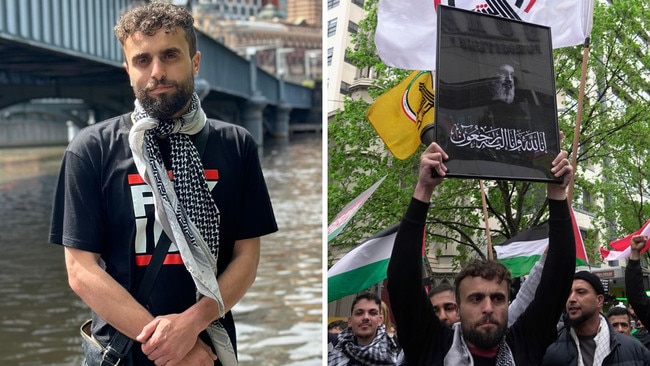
[449,123,547,153]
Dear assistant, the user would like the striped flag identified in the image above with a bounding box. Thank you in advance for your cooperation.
[494,224,549,278]
[600,219,650,261]
[366,70,434,160]
[494,207,588,277]
[376,0,595,70]
[328,176,386,242]
[328,224,399,302]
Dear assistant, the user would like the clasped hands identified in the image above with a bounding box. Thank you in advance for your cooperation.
[137,313,217,366]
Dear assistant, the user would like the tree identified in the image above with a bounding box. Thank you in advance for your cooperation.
[328,0,650,268]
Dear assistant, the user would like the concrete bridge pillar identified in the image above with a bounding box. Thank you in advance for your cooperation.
[242,94,268,146]
[273,103,292,140]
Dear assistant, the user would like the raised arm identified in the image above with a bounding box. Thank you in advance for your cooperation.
[387,143,449,365]
[508,150,576,363]
[626,235,650,328]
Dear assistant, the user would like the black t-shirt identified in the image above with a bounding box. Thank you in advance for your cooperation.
[49,113,278,364]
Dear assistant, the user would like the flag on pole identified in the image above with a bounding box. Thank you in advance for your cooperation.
[328,175,387,242]
[375,0,595,70]
[571,207,589,267]
[328,224,399,302]
[494,207,588,277]
[600,219,650,261]
[366,70,434,160]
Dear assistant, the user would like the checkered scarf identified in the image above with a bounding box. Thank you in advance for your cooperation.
[129,93,237,365]
[445,322,515,366]
[328,325,402,366]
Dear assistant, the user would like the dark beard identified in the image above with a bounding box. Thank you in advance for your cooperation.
[462,319,507,349]
[136,77,194,120]
[565,312,590,328]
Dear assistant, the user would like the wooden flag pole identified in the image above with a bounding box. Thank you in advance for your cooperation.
[479,179,493,260]
[567,37,591,205]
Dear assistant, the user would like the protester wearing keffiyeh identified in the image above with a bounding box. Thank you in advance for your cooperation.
[129,92,237,365]
[328,324,402,366]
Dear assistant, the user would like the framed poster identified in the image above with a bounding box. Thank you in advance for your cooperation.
[432,5,560,182]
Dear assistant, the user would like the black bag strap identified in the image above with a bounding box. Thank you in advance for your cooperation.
[100,122,210,366]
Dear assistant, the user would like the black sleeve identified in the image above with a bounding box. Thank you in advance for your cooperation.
[508,199,575,364]
[387,197,449,365]
[626,259,650,327]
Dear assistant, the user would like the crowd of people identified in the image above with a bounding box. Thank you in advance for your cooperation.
[327,142,650,365]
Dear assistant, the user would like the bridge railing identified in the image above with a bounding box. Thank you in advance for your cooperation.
[0,0,314,110]
[0,0,128,66]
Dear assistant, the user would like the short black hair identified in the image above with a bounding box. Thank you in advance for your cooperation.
[350,292,381,314]
[607,306,631,320]
[428,283,455,298]
[328,320,347,331]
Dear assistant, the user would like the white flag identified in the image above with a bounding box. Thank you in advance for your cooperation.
[376,0,595,70]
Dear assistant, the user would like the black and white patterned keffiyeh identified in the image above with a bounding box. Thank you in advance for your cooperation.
[129,92,237,365]
[445,322,515,366]
[328,324,402,366]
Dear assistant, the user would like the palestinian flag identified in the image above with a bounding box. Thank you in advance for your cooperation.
[328,224,399,302]
[494,207,588,277]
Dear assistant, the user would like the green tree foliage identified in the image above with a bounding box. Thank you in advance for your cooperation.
[328,0,650,267]
[555,1,650,252]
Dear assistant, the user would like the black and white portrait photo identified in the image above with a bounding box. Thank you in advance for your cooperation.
[434,6,560,182]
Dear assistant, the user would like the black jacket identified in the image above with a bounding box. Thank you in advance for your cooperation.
[387,197,575,365]
[627,260,650,333]
[542,317,650,365]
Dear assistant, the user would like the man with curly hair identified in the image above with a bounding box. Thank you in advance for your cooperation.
[387,142,576,365]
[50,2,277,365]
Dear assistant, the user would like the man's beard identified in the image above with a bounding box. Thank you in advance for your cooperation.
[492,84,515,104]
[136,76,194,120]
[462,317,507,349]
[565,311,591,329]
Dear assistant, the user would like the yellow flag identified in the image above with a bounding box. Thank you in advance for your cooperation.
[366,70,434,160]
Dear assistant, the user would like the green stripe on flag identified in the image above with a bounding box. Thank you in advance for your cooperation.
[497,255,543,278]
[328,258,390,303]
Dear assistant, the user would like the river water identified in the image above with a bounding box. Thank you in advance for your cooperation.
[0,133,323,365]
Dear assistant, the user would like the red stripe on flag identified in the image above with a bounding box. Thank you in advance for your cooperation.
[421,225,426,257]
[570,207,588,264]
[135,253,184,266]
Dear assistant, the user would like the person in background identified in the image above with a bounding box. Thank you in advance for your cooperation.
[626,235,650,352]
[542,271,650,365]
[381,301,397,338]
[428,283,459,326]
[327,320,348,350]
[328,292,402,365]
[387,142,576,365]
[607,306,633,336]
[632,315,650,350]
[328,320,348,334]
[49,2,277,365]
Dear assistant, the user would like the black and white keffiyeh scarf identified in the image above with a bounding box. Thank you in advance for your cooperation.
[328,325,402,366]
[445,322,515,366]
[129,93,237,365]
